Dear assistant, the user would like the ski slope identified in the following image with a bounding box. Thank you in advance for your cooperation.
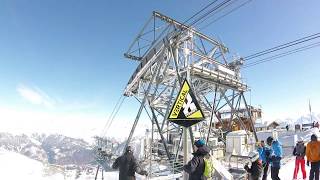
[1,128,319,180]
[267,157,310,180]
[0,150,64,180]
[264,128,320,180]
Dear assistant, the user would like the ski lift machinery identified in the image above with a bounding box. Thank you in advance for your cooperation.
[121,11,258,177]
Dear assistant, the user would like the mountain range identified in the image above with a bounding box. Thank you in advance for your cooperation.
[0,132,95,166]
[275,113,320,126]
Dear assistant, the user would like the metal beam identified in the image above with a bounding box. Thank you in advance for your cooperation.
[161,80,177,131]
[153,11,226,50]
[149,102,172,160]
[206,86,218,144]
[222,94,248,133]
[94,166,100,180]
[241,92,258,142]
[124,58,164,151]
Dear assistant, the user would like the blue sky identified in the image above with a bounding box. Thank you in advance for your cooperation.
[0,0,319,138]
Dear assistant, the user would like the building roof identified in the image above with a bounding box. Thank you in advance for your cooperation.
[226,130,248,137]
[254,123,267,128]
[267,121,280,127]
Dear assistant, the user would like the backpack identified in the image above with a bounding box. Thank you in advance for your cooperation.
[203,154,214,179]
[295,143,305,156]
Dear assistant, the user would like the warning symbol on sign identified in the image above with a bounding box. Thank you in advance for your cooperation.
[168,79,205,127]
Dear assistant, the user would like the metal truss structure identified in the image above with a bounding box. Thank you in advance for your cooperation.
[123,11,257,175]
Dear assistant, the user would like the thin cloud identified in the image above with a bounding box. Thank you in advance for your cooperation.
[17,84,55,108]
[0,106,140,142]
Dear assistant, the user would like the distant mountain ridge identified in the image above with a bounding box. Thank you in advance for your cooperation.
[0,132,95,166]
[274,113,320,126]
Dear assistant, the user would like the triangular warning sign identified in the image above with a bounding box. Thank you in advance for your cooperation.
[168,79,205,127]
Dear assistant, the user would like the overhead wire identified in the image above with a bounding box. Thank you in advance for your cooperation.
[100,95,122,136]
[103,96,126,137]
[195,0,239,28]
[189,0,233,27]
[199,0,253,30]
[244,33,320,60]
[100,95,126,137]
[243,41,320,68]
[186,3,319,69]
[182,0,220,24]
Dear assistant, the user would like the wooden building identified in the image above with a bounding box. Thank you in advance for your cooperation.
[214,105,262,132]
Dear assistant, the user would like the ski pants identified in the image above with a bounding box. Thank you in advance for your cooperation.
[271,166,280,180]
[262,162,269,180]
[293,158,306,179]
[309,161,320,180]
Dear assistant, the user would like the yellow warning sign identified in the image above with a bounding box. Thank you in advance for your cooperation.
[168,79,205,127]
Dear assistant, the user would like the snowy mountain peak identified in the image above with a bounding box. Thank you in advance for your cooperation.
[0,132,94,166]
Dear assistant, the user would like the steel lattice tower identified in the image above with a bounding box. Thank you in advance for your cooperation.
[123,11,257,176]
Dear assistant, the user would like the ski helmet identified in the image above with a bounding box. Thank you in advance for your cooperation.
[266,136,274,145]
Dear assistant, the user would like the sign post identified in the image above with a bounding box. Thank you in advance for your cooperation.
[168,79,205,179]
[183,127,188,179]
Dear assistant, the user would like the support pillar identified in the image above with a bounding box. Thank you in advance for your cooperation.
[183,127,189,180]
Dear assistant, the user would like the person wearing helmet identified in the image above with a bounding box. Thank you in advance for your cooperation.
[293,137,306,180]
[293,137,307,180]
[112,146,148,180]
[244,151,263,180]
[183,139,210,180]
[260,137,273,180]
[266,136,283,180]
[306,134,320,180]
[258,140,271,180]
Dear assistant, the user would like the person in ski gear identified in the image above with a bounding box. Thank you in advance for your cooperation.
[112,146,148,180]
[293,137,306,180]
[183,139,210,180]
[244,151,262,180]
[306,134,320,180]
[266,136,282,180]
[258,140,273,180]
[257,141,265,162]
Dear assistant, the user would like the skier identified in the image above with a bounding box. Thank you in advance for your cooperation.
[266,136,283,180]
[293,137,306,180]
[244,151,263,180]
[258,140,272,180]
[306,134,320,180]
[112,146,148,180]
[183,139,210,180]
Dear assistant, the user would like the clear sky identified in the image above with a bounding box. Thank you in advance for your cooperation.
[0,0,319,139]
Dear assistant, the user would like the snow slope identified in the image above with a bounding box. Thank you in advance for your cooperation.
[262,128,320,180]
[0,150,64,180]
[0,149,152,180]
[267,157,310,180]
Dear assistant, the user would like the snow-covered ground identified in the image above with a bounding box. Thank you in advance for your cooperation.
[0,149,156,180]
[257,128,320,157]
[261,128,320,180]
[1,128,320,180]
[0,150,64,180]
[0,150,99,180]
[267,157,310,180]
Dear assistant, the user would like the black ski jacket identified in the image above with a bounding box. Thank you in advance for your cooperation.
[244,160,263,180]
[183,146,210,180]
[112,152,146,180]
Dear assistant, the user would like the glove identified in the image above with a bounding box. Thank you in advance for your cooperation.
[307,161,310,166]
